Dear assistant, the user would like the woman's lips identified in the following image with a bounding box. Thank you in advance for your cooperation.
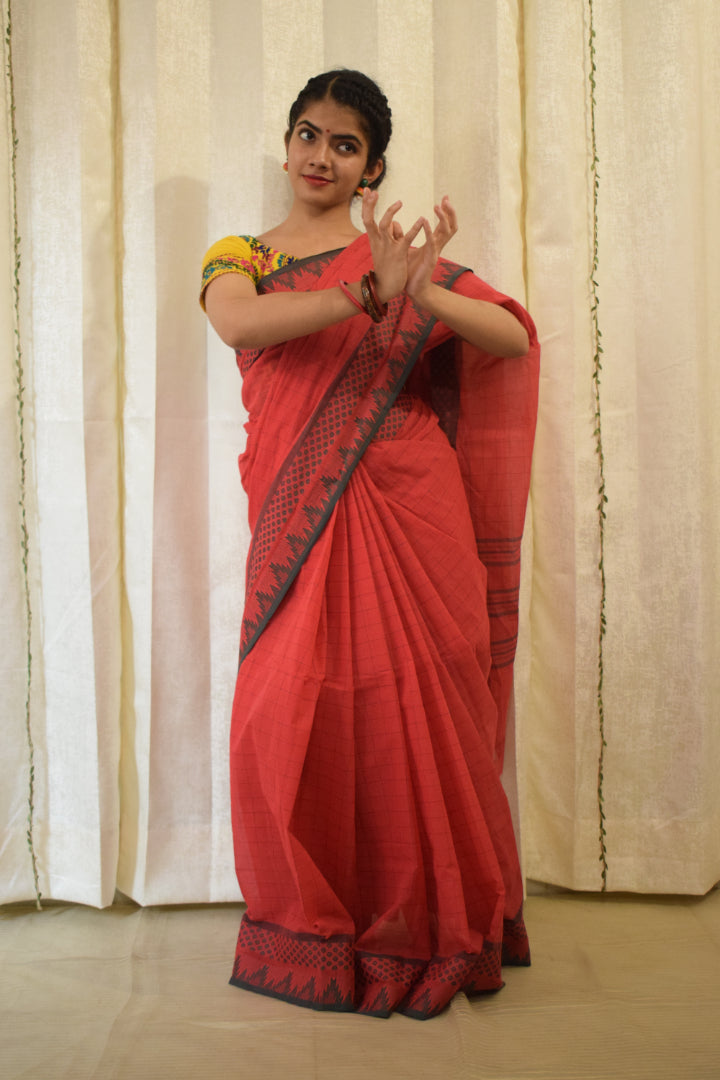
[303,175,332,187]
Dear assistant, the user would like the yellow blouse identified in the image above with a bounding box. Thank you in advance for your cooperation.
[199,235,297,310]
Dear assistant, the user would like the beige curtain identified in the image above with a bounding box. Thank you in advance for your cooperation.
[1,0,718,908]
[521,0,720,892]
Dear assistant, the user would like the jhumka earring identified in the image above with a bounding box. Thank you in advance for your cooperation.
[356,177,370,195]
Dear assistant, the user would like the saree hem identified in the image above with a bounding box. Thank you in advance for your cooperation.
[229,909,530,1020]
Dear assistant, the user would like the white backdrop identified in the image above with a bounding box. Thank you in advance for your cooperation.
[1,0,719,907]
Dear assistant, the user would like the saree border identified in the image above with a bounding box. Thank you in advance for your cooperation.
[229,907,529,1019]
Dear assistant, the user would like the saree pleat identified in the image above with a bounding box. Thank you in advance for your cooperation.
[226,236,538,1018]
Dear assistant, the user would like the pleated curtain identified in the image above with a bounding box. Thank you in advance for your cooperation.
[1,0,718,908]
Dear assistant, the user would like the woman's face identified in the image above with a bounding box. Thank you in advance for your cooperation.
[285,98,383,207]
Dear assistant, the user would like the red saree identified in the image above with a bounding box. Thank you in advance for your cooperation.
[228,234,539,1019]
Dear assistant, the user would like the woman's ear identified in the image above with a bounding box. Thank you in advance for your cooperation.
[365,157,384,186]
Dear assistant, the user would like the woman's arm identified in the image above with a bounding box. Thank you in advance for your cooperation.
[204,272,365,350]
[397,196,530,358]
[409,283,530,358]
[204,201,424,351]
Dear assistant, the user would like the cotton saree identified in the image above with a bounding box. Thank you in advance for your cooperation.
[220,234,539,1019]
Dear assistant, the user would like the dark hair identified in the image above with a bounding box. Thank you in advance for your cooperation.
[287,70,392,189]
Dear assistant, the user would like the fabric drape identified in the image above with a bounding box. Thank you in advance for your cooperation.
[1,0,719,907]
[226,238,536,1017]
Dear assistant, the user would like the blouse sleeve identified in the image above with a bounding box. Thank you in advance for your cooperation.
[199,235,258,310]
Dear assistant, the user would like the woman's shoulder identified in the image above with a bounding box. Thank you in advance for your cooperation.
[200,235,297,308]
[201,234,262,281]
[203,233,255,262]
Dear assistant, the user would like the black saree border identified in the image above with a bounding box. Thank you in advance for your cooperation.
[229,907,529,1019]
[237,258,468,666]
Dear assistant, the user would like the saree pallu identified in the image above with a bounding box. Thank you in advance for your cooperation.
[228,235,539,1019]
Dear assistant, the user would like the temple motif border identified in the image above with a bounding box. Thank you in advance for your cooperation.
[230,908,529,1020]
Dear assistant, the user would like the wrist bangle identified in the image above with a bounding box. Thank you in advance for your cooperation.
[360,272,388,323]
[366,270,388,318]
[338,280,366,314]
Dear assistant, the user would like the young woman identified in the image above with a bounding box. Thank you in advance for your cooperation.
[201,70,539,1020]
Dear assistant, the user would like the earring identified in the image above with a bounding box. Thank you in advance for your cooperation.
[356,178,370,195]
[282,161,288,172]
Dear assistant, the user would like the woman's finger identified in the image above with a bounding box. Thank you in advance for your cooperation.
[439,196,458,234]
[361,188,379,231]
[378,199,403,232]
[433,200,449,228]
[429,199,457,250]
[432,203,449,238]
[404,217,426,247]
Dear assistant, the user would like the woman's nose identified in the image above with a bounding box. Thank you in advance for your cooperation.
[310,140,330,167]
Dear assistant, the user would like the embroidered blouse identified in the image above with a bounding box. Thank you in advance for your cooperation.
[200,235,297,309]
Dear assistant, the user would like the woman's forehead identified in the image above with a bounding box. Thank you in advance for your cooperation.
[296,99,367,138]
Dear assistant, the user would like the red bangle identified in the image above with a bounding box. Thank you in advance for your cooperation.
[338,280,366,314]
[365,270,388,318]
[360,272,388,323]
[360,275,382,322]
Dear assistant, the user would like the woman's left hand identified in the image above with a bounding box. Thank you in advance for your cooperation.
[405,196,458,303]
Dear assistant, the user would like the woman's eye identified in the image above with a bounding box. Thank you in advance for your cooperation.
[299,129,314,142]
[337,142,357,154]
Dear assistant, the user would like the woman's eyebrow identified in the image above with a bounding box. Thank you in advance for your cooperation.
[297,119,361,143]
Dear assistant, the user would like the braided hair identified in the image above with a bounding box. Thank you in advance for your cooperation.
[287,70,392,189]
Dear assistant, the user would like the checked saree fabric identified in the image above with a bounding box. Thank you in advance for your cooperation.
[205,234,540,1018]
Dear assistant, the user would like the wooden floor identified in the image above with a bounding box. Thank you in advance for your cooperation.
[2,889,719,1079]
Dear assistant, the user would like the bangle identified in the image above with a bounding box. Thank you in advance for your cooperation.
[366,271,388,317]
[338,280,366,314]
[360,272,388,323]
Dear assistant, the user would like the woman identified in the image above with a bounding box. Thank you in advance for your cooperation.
[201,70,539,1019]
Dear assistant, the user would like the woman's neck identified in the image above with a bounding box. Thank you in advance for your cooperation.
[258,201,362,259]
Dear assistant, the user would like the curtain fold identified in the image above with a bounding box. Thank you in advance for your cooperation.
[1,0,718,906]
[1,0,122,907]
[521,0,720,893]
[0,1,40,905]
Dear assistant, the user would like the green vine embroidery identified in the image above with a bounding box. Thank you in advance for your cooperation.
[4,0,42,909]
[587,0,608,891]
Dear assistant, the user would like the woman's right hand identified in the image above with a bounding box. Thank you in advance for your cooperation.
[361,189,424,304]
